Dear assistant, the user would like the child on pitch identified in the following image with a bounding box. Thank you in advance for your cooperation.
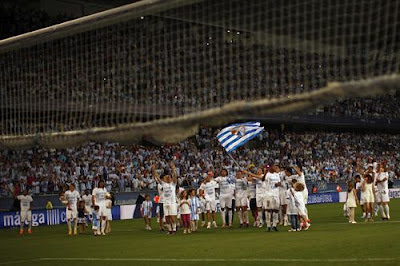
[346,181,359,224]
[179,190,191,234]
[287,179,300,232]
[141,194,153,230]
[293,183,310,230]
[77,200,87,233]
[362,174,375,222]
[189,189,201,232]
[92,205,100,236]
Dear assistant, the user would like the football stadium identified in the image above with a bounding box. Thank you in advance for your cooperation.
[1,0,400,265]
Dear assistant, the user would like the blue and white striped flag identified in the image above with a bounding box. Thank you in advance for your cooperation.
[217,122,264,154]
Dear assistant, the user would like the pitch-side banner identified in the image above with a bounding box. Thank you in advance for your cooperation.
[0,207,120,229]
[307,192,339,204]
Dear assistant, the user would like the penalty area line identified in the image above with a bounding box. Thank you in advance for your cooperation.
[37,257,400,263]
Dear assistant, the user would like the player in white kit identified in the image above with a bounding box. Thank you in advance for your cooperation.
[247,171,258,227]
[92,181,109,235]
[234,171,249,227]
[64,184,81,235]
[278,167,289,226]
[214,169,234,228]
[81,189,92,222]
[243,168,267,228]
[152,162,179,234]
[199,172,218,229]
[264,165,282,232]
[17,190,33,235]
[375,162,390,220]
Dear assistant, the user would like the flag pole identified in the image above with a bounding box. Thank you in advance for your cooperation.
[228,153,241,170]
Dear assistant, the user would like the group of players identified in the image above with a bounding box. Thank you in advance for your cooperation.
[16,160,391,236]
[149,162,311,234]
[17,181,113,236]
[345,161,391,223]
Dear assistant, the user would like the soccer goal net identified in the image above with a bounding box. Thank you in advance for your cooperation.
[1,0,400,148]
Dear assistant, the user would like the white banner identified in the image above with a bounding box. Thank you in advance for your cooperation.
[120,204,136,220]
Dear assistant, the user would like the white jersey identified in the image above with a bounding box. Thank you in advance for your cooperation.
[279,171,288,190]
[265,172,280,197]
[161,181,177,205]
[200,181,217,201]
[157,183,164,204]
[82,194,92,208]
[64,190,81,208]
[17,195,33,211]
[234,178,248,198]
[248,180,256,198]
[255,178,266,196]
[376,172,389,192]
[215,176,232,196]
[92,187,108,205]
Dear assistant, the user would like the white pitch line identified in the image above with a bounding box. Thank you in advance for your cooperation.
[0,259,41,265]
[38,257,400,263]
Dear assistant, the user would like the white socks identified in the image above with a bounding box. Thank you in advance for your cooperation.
[67,220,72,231]
[228,210,233,225]
[101,220,106,233]
[172,222,177,231]
[272,212,279,227]
[265,211,271,227]
[221,209,226,225]
[258,211,263,224]
[384,205,390,218]
[379,205,386,218]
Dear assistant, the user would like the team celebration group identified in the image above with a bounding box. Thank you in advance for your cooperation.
[16,160,391,235]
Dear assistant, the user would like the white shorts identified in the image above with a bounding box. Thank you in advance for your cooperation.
[376,190,390,203]
[106,208,113,221]
[97,203,108,217]
[219,194,233,209]
[235,196,248,207]
[20,210,32,222]
[163,203,178,216]
[205,200,217,212]
[264,195,280,210]
[280,190,288,205]
[66,207,78,219]
[256,195,266,208]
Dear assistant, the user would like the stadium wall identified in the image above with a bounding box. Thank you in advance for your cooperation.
[1,189,399,229]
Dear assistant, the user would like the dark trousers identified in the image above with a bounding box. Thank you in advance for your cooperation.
[289,214,299,230]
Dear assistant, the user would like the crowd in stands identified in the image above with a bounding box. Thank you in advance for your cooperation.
[1,3,400,137]
[1,127,399,197]
[311,93,400,121]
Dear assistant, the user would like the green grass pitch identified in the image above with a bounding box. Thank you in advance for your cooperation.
[0,200,399,266]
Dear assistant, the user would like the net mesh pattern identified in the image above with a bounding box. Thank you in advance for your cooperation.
[0,0,399,148]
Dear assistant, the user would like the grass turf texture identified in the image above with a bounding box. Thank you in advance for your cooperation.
[0,200,399,266]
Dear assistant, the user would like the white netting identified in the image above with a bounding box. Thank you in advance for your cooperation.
[0,0,399,148]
